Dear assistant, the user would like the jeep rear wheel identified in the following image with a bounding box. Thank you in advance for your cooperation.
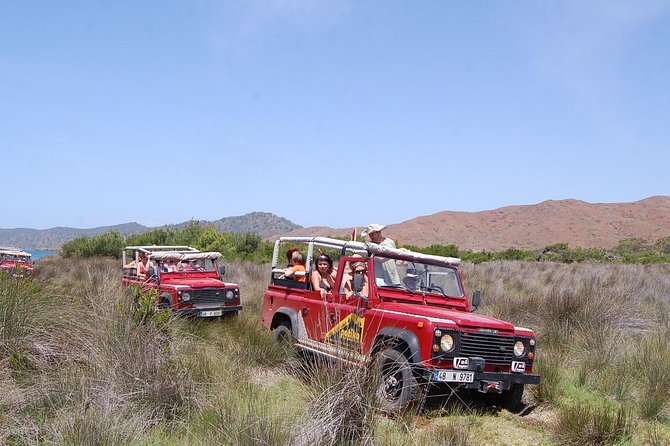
[376,347,418,412]
[272,322,294,346]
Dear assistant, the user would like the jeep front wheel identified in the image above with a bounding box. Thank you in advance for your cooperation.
[158,294,173,310]
[500,383,525,412]
[376,347,418,411]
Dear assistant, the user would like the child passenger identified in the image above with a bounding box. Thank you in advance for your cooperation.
[284,251,306,282]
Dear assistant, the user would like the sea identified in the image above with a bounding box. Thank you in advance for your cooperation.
[27,250,57,261]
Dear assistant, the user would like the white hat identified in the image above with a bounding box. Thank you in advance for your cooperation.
[361,223,386,237]
[406,268,419,278]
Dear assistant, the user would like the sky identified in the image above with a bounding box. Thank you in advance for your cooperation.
[2,0,669,230]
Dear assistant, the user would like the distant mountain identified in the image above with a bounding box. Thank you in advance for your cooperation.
[0,213,302,250]
[172,212,301,238]
[0,223,148,250]
[6,198,670,251]
[281,196,670,251]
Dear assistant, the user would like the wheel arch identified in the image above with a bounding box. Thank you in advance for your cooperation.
[159,292,174,306]
[270,307,300,338]
[372,327,422,365]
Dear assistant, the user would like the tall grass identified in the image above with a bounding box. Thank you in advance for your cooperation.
[0,257,198,443]
[2,257,670,444]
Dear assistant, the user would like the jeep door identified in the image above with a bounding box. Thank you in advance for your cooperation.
[321,257,368,353]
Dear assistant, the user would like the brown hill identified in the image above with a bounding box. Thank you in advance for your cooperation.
[282,196,670,251]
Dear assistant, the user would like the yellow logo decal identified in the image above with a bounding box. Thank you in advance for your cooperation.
[325,312,365,351]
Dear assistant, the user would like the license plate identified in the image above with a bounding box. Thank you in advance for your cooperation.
[200,310,223,317]
[434,370,475,383]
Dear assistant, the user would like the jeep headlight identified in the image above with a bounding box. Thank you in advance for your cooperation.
[226,290,235,299]
[513,341,525,357]
[181,292,191,301]
[440,334,455,352]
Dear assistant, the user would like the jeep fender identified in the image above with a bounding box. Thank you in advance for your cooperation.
[372,327,422,365]
[271,307,301,338]
[159,293,174,309]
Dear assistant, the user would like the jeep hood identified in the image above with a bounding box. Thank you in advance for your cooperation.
[377,301,515,333]
[161,277,238,289]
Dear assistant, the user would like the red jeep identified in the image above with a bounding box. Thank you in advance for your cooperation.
[0,247,34,277]
[261,237,540,410]
[122,245,242,317]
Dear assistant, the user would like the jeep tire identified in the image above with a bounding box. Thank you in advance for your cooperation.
[376,347,418,412]
[272,322,294,346]
[158,294,173,310]
[500,383,525,412]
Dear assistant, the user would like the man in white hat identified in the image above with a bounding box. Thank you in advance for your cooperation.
[361,223,400,285]
[361,223,396,249]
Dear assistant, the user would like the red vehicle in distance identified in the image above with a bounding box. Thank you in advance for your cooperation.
[261,237,540,411]
[0,247,34,277]
[122,245,242,317]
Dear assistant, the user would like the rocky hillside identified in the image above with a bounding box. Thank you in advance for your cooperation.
[282,196,670,251]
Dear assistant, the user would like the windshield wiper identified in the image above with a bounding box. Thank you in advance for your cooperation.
[419,285,447,297]
[381,283,405,289]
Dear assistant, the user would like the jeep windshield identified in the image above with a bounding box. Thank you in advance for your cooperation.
[1,254,31,262]
[158,257,217,274]
[372,256,463,298]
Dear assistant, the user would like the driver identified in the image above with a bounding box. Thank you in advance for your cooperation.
[402,268,421,291]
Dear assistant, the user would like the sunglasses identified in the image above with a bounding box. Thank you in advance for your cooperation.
[354,270,366,274]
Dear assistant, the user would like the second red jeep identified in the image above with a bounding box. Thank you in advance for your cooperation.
[122,245,242,317]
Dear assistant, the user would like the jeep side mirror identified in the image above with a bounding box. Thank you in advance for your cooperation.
[352,274,369,308]
[471,290,481,312]
[219,265,225,277]
[352,273,364,293]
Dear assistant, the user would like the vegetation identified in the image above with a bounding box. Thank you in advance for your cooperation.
[61,221,274,262]
[61,223,670,266]
[405,237,670,264]
[1,256,670,444]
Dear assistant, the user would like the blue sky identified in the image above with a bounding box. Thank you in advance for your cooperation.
[2,1,669,230]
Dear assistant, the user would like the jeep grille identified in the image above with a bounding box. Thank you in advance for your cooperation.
[189,288,237,305]
[459,331,516,365]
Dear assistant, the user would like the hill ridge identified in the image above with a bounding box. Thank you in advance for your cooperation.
[282,196,670,250]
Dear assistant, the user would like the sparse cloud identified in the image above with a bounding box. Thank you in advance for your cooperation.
[203,0,351,52]
[527,0,670,141]
[534,0,669,94]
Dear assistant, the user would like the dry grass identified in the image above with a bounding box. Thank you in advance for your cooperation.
[2,257,670,444]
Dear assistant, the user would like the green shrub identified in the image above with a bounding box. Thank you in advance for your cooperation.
[529,350,563,404]
[193,383,292,446]
[629,331,670,420]
[554,401,631,445]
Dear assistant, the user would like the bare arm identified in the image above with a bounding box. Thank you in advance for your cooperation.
[310,271,322,291]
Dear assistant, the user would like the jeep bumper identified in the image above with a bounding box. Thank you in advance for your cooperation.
[174,305,243,317]
[419,368,540,392]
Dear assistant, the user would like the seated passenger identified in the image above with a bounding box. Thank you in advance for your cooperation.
[311,254,336,297]
[160,259,179,272]
[338,254,363,294]
[124,252,151,277]
[191,259,205,271]
[344,261,369,298]
[284,251,306,282]
[285,247,300,267]
[402,268,421,291]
